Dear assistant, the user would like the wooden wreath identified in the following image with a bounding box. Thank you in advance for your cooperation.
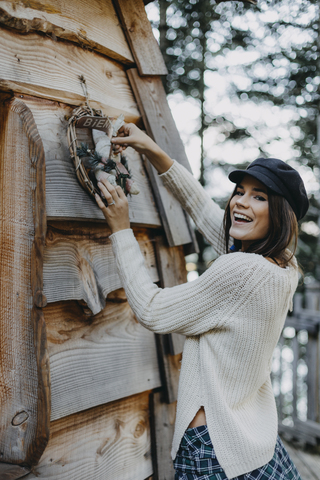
[67,105,139,207]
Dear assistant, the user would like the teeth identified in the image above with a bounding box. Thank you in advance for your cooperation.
[234,213,252,222]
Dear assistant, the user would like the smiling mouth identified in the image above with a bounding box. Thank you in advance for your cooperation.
[233,213,253,223]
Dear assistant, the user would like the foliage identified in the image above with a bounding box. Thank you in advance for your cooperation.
[158,0,254,186]
[149,0,320,279]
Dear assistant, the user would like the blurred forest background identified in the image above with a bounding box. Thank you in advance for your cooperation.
[145,0,320,287]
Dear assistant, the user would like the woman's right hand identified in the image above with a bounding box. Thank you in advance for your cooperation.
[111,123,174,174]
[111,123,156,154]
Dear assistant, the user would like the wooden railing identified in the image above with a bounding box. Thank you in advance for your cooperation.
[272,282,320,447]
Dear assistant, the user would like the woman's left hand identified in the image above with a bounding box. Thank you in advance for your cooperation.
[95,179,130,234]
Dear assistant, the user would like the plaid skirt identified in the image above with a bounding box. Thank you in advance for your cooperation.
[173,425,302,480]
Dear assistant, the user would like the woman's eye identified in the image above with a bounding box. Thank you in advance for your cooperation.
[255,195,267,201]
[235,191,243,196]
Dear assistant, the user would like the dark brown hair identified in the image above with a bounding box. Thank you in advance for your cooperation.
[224,185,299,267]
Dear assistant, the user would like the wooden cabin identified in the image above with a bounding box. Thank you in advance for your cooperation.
[0,1,197,478]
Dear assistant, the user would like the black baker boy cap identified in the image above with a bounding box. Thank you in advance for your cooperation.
[228,158,309,221]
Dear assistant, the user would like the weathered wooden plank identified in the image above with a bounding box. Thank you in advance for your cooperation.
[169,333,186,358]
[155,236,187,356]
[155,335,181,405]
[43,224,158,314]
[45,300,161,421]
[0,0,134,64]
[24,392,153,480]
[0,464,30,480]
[155,237,188,288]
[21,96,161,225]
[128,69,193,247]
[128,70,192,173]
[0,94,50,468]
[0,27,139,121]
[150,392,176,480]
[113,0,167,76]
[153,235,184,404]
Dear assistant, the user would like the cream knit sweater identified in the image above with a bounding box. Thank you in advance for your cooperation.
[110,160,298,479]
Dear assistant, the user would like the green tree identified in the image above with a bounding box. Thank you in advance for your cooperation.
[227,0,320,278]
[154,0,256,272]
[158,0,255,185]
[148,0,320,279]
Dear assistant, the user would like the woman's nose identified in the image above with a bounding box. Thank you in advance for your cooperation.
[235,194,249,208]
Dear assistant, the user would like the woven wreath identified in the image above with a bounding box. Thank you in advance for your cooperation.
[67,105,139,207]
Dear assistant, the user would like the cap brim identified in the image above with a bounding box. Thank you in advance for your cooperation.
[228,169,283,197]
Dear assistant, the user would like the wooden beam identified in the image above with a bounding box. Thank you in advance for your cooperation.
[43,224,159,315]
[127,71,192,173]
[113,0,167,76]
[0,27,139,122]
[23,393,153,480]
[0,0,134,64]
[45,300,161,421]
[128,69,194,247]
[150,392,176,480]
[155,335,181,405]
[155,236,187,356]
[0,464,30,480]
[0,95,50,469]
[22,96,161,226]
[151,236,186,404]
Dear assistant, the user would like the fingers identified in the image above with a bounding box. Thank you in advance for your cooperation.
[111,123,137,145]
[117,124,135,136]
[98,178,126,200]
[112,144,127,154]
[95,192,106,210]
[97,180,118,203]
[95,180,130,234]
[111,135,128,145]
[115,184,126,200]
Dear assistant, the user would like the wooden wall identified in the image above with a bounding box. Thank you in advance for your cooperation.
[0,1,192,478]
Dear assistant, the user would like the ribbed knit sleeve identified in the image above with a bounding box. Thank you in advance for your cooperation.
[159,161,226,255]
[110,229,274,336]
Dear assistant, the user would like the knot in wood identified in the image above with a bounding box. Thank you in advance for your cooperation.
[134,420,146,438]
[34,290,47,308]
[12,411,29,426]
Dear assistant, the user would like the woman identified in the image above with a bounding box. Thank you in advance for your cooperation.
[95,123,308,480]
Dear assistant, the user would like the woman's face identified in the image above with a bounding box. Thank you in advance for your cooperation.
[229,174,270,251]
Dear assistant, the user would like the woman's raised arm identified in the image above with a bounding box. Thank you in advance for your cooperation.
[111,124,226,254]
[112,123,173,174]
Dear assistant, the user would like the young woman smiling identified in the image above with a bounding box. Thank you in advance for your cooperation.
[95,123,308,480]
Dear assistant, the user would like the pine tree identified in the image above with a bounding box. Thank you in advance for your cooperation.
[150,0,320,278]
